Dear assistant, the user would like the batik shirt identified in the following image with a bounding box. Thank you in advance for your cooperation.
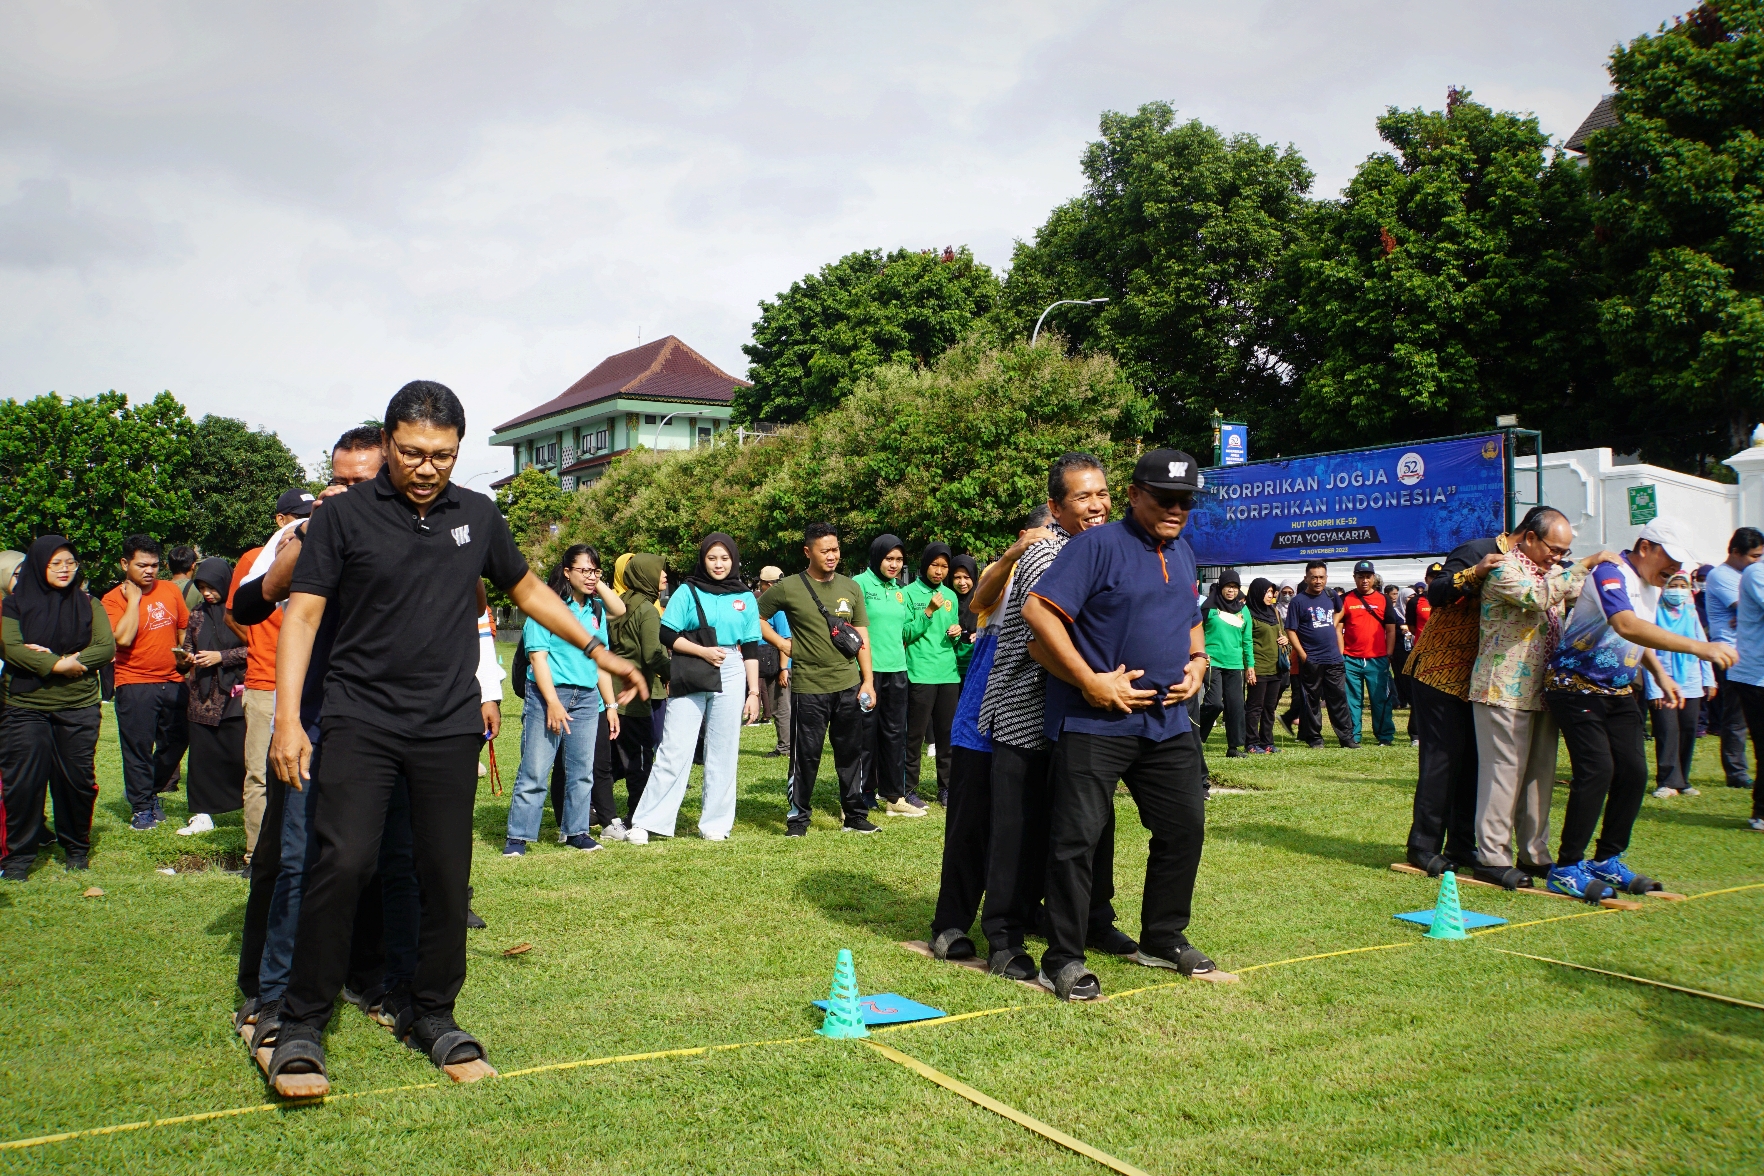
[1467,550,1583,711]
[977,524,1069,750]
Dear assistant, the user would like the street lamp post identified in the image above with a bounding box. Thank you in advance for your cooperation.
[651,411,683,451]
[1031,297,1109,345]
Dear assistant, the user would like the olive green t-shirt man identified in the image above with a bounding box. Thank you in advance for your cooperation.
[759,571,870,695]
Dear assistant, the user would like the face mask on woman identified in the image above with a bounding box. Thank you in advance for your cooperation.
[1662,588,1689,607]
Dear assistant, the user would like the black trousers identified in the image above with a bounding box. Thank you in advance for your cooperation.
[113,681,188,812]
[1295,662,1355,746]
[1244,672,1286,748]
[1406,679,1478,862]
[1650,697,1702,792]
[1195,668,1246,750]
[1712,666,1752,785]
[787,687,866,830]
[0,704,101,868]
[239,771,288,998]
[861,670,910,802]
[614,712,656,821]
[282,717,482,1029]
[1043,730,1206,975]
[1549,691,1649,865]
[964,740,1117,954]
[1727,682,1764,820]
[930,746,992,938]
[905,681,960,795]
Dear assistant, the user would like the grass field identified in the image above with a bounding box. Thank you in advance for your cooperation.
[2,667,1761,1175]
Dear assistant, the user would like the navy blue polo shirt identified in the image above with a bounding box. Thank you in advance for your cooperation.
[1027,514,1203,743]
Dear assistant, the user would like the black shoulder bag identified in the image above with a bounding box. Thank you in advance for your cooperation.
[668,585,726,695]
[801,573,864,660]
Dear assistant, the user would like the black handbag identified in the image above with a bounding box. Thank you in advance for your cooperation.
[801,573,863,659]
[668,585,726,695]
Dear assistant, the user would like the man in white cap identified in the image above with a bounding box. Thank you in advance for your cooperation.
[1543,519,1736,900]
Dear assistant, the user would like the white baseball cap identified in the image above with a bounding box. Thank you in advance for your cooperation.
[1636,519,1694,566]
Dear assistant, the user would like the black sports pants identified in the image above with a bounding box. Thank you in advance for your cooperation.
[1295,662,1355,746]
[905,681,960,796]
[1726,682,1764,820]
[0,704,101,869]
[787,687,866,830]
[281,717,482,1029]
[614,712,657,821]
[861,670,910,802]
[1649,697,1702,792]
[1406,679,1478,863]
[1244,672,1286,748]
[1042,730,1206,976]
[930,746,992,938]
[113,681,188,812]
[1195,667,1246,750]
[1549,691,1649,865]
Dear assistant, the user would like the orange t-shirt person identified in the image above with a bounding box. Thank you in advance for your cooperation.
[103,576,190,685]
[229,548,281,692]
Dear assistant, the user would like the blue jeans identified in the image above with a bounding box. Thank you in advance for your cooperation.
[507,684,600,842]
[259,741,322,1006]
[1344,656,1395,745]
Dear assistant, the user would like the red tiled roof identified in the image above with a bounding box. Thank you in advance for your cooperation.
[494,336,750,433]
[561,448,629,476]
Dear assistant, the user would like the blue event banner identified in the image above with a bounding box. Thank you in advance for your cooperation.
[1185,434,1507,565]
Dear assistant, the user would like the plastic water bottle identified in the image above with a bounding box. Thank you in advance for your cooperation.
[858,691,875,712]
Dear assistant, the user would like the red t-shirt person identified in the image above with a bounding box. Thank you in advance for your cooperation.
[103,580,190,685]
[229,548,281,693]
[1339,589,1394,658]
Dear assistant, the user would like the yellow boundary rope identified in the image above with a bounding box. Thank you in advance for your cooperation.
[4,880,1758,1154]
[1483,948,1764,1011]
[863,1039,1155,1176]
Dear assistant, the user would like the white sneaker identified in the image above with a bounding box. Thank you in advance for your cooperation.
[1652,787,1678,799]
[884,798,928,818]
[602,819,629,842]
[1679,786,1700,796]
[627,826,650,845]
[702,831,729,841]
[1749,818,1764,832]
[477,762,487,778]
[175,813,214,836]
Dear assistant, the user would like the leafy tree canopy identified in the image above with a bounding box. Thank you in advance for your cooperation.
[736,246,1002,425]
[1588,0,1764,459]
[1280,91,1602,451]
[495,466,572,546]
[1001,102,1313,454]
[177,415,307,558]
[0,391,194,588]
[545,338,1152,577]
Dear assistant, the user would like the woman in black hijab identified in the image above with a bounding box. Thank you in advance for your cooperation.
[0,536,115,879]
[1244,577,1288,753]
[176,557,248,837]
[903,542,962,805]
[855,533,914,813]
[949,554,980,679]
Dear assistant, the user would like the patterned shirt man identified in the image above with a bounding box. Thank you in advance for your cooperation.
[977,523,1069,750]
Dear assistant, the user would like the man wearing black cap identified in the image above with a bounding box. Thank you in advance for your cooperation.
[1285,561,1356,748]
[1339,559,1398,747]
[1023,449,1213,1001]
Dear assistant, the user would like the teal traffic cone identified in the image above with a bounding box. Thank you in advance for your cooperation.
[816,948,870,1039]
[1425,870,1468,940]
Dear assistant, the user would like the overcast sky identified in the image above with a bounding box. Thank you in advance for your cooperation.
[1,0,1675,487]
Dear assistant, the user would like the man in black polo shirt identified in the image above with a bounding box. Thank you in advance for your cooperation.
[265,381,646,1091]
[1023,449,1212,1001]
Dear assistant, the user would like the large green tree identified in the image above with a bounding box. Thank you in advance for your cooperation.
[1588,0,1764,461]
[1279,92,1602,450]
[177,415,306,557]
[495,466,572,546]
[1001,102,1313,453]
[736,246,1002,424]
[548,338,1152,575]
[0,390,194,587]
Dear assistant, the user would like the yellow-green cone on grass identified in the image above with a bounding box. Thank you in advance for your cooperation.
[1425,870,1468,940]
[816,949,870,1038]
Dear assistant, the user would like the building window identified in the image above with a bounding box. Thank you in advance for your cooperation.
[698,427,712,445]
[644,414,657,424]
[584,427,609,454]
[534,441,558,466]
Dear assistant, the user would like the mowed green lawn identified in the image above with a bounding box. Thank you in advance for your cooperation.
[2,666,1761,1175]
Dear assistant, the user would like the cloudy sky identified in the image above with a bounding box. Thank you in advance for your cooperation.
[1,0,1674,487]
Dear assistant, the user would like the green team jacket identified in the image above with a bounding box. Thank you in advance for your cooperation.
[854,569,926,674]
[1252,617,1283,676]
[1202,604,1254,671]
[2,606,116,712]
[902,580,960,684]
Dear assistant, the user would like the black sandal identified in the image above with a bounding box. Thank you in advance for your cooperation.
[1473,865,1533,891]
[1406,849,1449,877]
[267,1022,326,1081]
[250,1000,282,1053]
[406,1014,487,1068]
[930,928,976,961]
[234,997,260,1032]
